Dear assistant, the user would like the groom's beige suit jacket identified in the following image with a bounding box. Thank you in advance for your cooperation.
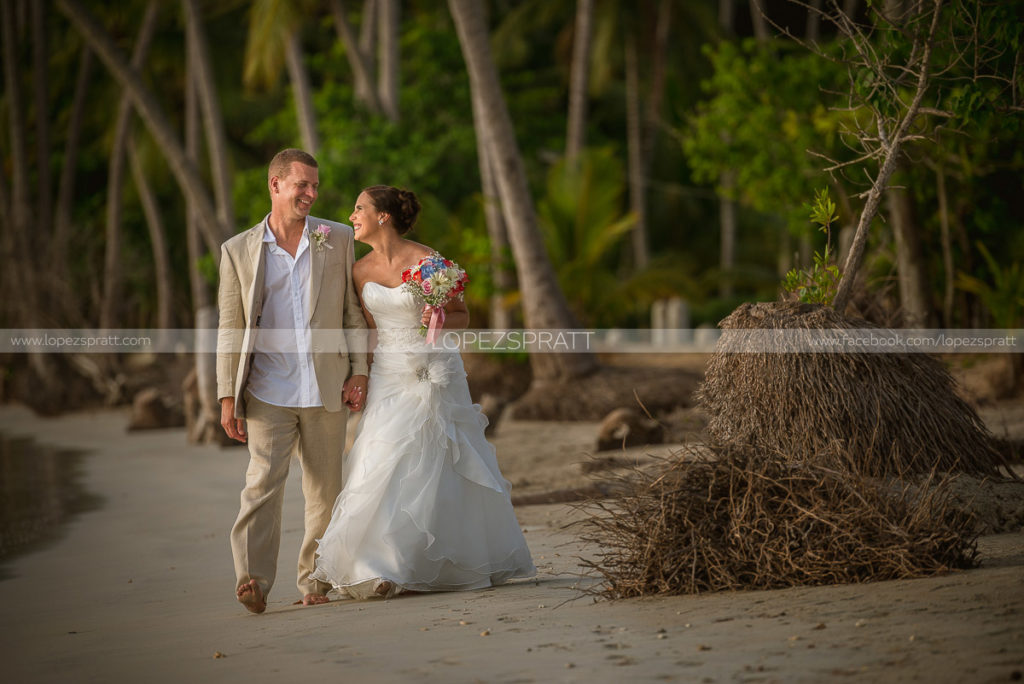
[216,216,368,418]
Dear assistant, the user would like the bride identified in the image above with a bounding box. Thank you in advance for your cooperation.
[311,185,536,599]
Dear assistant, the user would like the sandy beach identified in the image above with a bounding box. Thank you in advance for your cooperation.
[1,403,1022,683]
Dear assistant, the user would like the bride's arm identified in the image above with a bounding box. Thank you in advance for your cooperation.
[361,302,377,368]
[352,272,378,367]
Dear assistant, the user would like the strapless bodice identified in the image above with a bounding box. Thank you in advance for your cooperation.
[361,281,428,351]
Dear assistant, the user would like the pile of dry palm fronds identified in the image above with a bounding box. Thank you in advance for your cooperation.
[698,302,1010,477]
[577,301,1009,598]
[577,445,979,599]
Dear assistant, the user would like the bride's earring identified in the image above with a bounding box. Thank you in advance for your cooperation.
[378,218,384,225]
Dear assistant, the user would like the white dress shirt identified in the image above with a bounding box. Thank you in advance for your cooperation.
[247,216,323,408]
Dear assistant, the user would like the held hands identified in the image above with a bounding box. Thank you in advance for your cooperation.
[220,397,247,443]
[343,374,368,411]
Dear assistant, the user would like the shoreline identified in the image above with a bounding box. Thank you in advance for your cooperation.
[0,403,1022,683]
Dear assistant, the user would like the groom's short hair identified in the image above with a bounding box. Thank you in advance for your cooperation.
[269,148,318,181]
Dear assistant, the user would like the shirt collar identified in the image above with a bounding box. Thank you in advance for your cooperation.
[262,215,311,249]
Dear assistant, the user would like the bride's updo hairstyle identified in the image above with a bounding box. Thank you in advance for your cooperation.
[363,185,421,235]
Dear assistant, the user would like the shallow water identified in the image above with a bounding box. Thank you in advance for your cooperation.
[0,432,101,579]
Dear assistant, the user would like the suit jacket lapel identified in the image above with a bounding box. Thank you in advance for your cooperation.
[246,222,267,328]
[308,218,325,323]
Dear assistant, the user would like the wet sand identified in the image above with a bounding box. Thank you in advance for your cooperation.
[0,404,1021,683]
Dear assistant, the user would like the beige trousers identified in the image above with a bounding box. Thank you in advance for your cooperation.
[230,392,347,599]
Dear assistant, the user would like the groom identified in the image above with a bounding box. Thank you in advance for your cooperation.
[217,148,368,613]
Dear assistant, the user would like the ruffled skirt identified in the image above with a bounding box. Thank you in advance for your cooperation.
[311,348,535,599]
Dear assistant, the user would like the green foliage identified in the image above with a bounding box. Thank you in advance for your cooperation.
[934,0,1024,133]
[683,40,852,230]
[197,253,219,289]
[316,16,477,211]
[19,0,1024,334]
[233,12,478,231]
[881,0,1024,327]
[955,242,1024,328]
[783,189,841,304]
[536,147,700,326]
[536,147,635,326]
[242,0,307,90]
[412,192,494,317]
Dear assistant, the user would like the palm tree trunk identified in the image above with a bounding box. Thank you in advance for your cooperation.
[624,31,649,269]
[0,167,14,326]
[483,150,516,331]
[57,0,230,258]
[2,0,31,257]
[749,0,769,40]
[360,0,378,67]
[719,171,736,297]
[31,1,51,244]
[184,55,209,312]
[807,0,823,41]
[778,227,792,278]
[888,184,931,327]
[377,0,400,121]
[565,0,593,164]
[643,0,670,165]
[53,46,91,278]
[464,0,514,330]
[718,0,737,298]
[799,230,812,268]
[53,46,93,313]
[448,0,596,384]
[129,139,174,330]
[936,165,954,326]
[183,0,234,230]
[285,30,319,153]
[2,0,38,324]
[184,51,220,444]
[719,0,734,31]
[330,0,381,114]
[470,82,515,330]
[100,0,159,331]
[2,0,54,384]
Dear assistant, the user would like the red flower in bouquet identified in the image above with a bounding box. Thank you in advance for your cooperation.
[401,252,469,342]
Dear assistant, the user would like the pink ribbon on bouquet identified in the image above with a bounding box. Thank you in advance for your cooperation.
[426,306,446,344]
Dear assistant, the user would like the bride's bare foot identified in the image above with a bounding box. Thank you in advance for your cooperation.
[237,579,266,614]
[374,580,394,597]
[302,593,330,606]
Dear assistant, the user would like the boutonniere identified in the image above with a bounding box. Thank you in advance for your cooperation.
[312,224,334,252]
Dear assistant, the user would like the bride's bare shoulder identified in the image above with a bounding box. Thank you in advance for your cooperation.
[403,242,440,264]
[353,254,378,288]
[405,241,436,260]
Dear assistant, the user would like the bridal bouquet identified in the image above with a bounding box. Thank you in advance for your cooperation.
[401,253,468,343]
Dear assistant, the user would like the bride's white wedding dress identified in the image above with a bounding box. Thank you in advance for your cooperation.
[311,281,536,599]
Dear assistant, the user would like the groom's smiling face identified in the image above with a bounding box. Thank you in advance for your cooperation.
[272,162,319,220]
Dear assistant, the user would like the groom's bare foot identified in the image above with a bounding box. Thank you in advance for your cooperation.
[302,593,330,606]
[237,579,266,614]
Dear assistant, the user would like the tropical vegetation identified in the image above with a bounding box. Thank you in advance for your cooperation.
[1,0,1021,403]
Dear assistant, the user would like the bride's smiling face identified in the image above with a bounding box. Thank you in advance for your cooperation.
[350,192,385,242]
